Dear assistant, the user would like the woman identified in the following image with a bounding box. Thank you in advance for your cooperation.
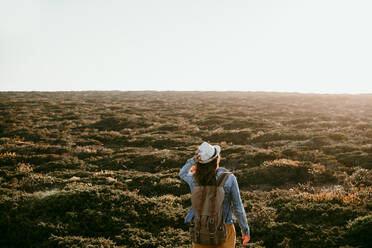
[179,142,250,248]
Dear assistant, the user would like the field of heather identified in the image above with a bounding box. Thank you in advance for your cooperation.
[0,91,371,247]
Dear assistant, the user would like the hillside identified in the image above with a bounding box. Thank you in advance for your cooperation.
[0,91,371,247]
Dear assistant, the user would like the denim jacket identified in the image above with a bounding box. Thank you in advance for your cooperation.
[179,157,250,236]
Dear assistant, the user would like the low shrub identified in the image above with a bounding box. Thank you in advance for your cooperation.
[222,119,269,130]
[34,156,86,172]
[346,214,372,247]
[0,187,188,247]
[336,151,372,169]
[207,130,252,145]
[91,116,151,131]
[249,131,309,144]
[45,234,117,248]
[126,172,189,197]
[236,159,312,187]
[346,167,372,187]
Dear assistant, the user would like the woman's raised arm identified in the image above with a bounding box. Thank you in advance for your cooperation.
[179,156,195,182]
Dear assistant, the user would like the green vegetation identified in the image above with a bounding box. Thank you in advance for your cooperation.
[0,91,371,247]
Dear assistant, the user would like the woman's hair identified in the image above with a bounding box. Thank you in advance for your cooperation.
[193,157,218,186]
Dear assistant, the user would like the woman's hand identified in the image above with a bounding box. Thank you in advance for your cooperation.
[242,234,250,245]
[194,149,201,163]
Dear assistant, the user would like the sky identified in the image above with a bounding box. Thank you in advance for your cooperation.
[1,0,371,93]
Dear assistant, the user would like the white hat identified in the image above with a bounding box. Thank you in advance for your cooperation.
[198,142,221,164]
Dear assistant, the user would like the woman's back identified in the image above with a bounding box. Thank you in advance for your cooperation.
[179,142,250,247]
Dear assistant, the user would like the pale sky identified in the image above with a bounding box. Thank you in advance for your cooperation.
[1,0,371,93]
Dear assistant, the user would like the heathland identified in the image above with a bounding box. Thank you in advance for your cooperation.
[0,91,371,247]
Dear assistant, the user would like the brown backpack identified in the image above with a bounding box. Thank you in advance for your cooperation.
[189,172,232,246]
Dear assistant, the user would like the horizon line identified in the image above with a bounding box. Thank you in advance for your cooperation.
[1,89,372,96]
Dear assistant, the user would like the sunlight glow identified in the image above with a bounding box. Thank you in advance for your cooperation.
[1,0,371,93]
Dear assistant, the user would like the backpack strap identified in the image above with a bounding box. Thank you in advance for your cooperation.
[216,172,231,187]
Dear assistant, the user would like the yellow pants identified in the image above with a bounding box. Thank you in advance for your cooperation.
[193,224,236,248]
